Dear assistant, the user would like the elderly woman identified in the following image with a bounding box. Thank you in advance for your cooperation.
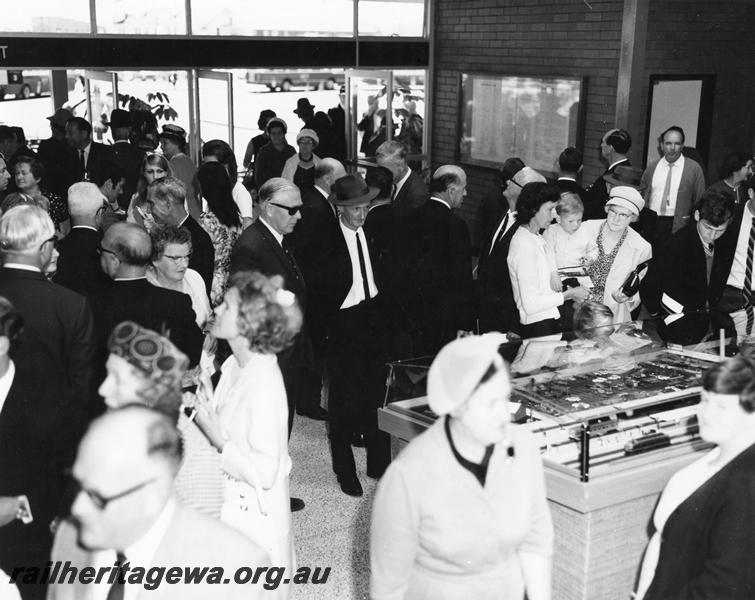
[13,156,68,230]
[146,225,211,329]
[98,320,224,518]
[195,271,302,598]
[281,128,321,193]
[371,334,553,600]
[580,186,652,323]
[508,182,588,338]
[197,161,243,307]
[635,349,755,599]
[127,153,172,230]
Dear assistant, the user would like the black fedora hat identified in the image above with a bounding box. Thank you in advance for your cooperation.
[328,174,380,207]
[107,109,132,129]
[603,164,645,190]
[293,98,315,115]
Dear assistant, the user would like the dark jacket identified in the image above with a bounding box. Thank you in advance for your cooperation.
[643,443,755,600]
[53,226,111,300]
[585,158,630,221]
[393,169,428,219]
[556,177,589,208]
[181,215,215,296]
[109,140,145,209]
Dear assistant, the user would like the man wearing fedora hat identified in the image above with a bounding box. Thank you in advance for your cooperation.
[108,109,144,211]
[319,174,391,497]
[293,97,316,129]
[159,124,201,220]
[585,128,632,220]
[37,107,76,199]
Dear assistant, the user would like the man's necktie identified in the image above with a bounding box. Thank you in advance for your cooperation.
[106,552,127,600]
[79,149,86,180]
[489,213,510,256]
[658,162,674,216]
[742,218,755,307]
[356,231,371,302]
[281,238,302,281]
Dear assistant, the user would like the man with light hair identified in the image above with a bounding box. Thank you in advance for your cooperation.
[477,166,547,334]
[375,140,427,218]
[48,405,269,600]
[0,204,95,449]
[53,181,111,298]
[145,176,214,294]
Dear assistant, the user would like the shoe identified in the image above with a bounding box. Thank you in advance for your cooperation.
[338,476,363,497]
[290,497,305,512]
[297,406,329,421]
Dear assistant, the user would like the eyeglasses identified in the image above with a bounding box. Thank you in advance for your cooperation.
[69,474,158,510]
[507,178,523,190]
[38,235,59,251]
[270,202,302,216]
[607,207,632,220]
[162,252,192,263]
[97,244,118,258]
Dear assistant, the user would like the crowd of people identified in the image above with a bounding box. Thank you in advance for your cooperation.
[0,100,754,600]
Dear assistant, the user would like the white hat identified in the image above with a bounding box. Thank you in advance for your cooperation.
[296,128,319,146]
[427,333,508,416]
[512,166,547,187]
[607,186,644,216]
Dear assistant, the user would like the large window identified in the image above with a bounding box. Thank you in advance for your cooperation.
[1,0,90,33]
[96,0,187,35]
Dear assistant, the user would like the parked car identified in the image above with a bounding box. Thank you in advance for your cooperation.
[245,69,342,92]
[0,70,51,100]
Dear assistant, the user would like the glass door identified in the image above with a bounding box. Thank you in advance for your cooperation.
[195,69,234,158]
[83,70,118,142]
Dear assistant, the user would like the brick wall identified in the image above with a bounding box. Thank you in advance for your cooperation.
[640,0,755,182]
[432,0,625,244]
[431,0,755,246]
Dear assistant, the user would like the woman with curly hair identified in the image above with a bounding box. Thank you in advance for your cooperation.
[195,271,302,599]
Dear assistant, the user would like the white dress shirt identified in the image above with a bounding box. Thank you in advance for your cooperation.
[726,202,755,290]
[488,210,516,256]
[259,217,284,246]
[231,182,254,219]
[649,155,685,216]
[0,360,15,417]
[339,221,378,309]
[90,500,177,600]
[2,263,41,273]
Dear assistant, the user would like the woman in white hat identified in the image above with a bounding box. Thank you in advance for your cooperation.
[580,185,652,323]
[370,334,553,600]
[281,128,321,193]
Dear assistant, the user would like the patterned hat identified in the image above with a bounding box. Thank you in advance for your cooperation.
[107,321,188,390]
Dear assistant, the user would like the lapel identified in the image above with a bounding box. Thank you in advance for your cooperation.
[255,221,304,287]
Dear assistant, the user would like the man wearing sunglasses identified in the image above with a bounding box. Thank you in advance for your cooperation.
[230,177,312,511]
[48,406,269,600]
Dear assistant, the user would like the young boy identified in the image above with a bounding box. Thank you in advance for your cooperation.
[543,192,593,269]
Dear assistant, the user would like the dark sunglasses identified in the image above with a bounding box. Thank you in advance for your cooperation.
[269,202,302,216]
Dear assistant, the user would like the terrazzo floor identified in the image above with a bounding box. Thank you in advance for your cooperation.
[288,415,378,600]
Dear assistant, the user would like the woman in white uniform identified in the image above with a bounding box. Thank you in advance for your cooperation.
[370,334,553,600]
[195,271,301,599]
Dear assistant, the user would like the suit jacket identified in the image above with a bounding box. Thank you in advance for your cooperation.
[556,177,589,208]
[584,158,629,220]
[0,267,95,422]
[53,227,111,299]
[92,278,203,368]
[47,504,271,600]
[476,212,521,334]
[410,199,474,353]
[37,137,77,198]
[644,222,730,313]
[393,169,428,219]
[641,156,706,233]
[642,443,755,600]
[109,141,145,209]
[67,141,113,187]
[181,215,215,297]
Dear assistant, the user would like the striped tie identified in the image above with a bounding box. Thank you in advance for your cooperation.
[743,219,755,307]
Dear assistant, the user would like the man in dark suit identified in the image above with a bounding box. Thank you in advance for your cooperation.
[107,109,145,211]
[145,176,214,295]
[410,165,474,355]
[53,182,111,299]
[64,116,113,187]
[93,222,202,370]
[585,128,631,220]
[37,107,76,199]
[376,140,428,219]
[0,204,95,439]
[643,190,733,315]
[47,406,270,600]
[0,298,71,600]
[477,167,546,334]
[475,158,525,256]
[555,146,589,206]
[319,174,391,497]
